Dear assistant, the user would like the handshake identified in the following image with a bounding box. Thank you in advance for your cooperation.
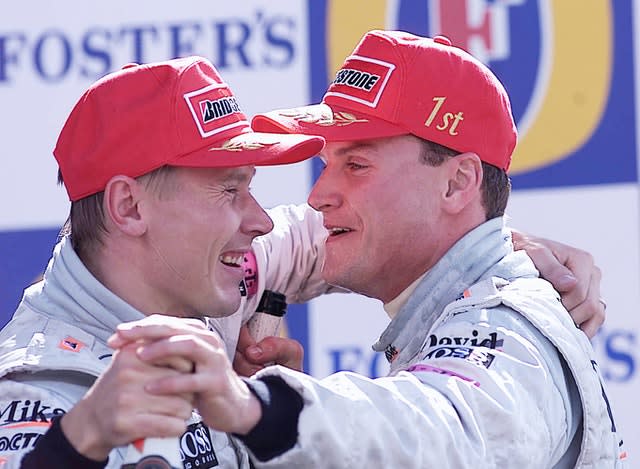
[59,314,303,465]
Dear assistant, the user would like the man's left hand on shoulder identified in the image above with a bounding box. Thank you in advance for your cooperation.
[512,230,605,338]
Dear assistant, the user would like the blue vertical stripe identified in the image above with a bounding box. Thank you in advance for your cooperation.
[285,302,311,373]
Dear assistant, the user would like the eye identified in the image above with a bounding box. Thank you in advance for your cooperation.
[347,161,367,170]
[224,187,239,197]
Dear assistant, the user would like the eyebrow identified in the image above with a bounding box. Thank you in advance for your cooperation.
[223,167,256,184]
[333,141,378,158]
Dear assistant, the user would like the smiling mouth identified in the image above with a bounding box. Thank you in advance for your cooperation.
[328,227,352,237]
[219,254,244,267]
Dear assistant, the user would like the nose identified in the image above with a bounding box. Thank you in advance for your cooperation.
[243,193,274,237]
[308,167,341,212]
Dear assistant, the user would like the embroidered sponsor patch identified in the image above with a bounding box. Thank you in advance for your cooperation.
[325,55,395,108]
[58,336,85,352]
[184,83,247,138]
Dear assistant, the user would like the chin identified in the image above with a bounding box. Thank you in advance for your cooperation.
[207,294,241,317]
[321,268,349,291]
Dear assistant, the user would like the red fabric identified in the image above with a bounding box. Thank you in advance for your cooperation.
[54,56,324,201]
[252,30,517,171]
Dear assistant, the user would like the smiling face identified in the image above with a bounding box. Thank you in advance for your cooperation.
[308,135,461,303]
[141,166,273,317]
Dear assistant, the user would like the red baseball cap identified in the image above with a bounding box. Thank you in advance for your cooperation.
[252,30,517,171]
[54,56,325,201]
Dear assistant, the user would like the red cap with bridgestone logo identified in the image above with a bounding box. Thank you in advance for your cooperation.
[54,56,325,201]
[252,30,517,171]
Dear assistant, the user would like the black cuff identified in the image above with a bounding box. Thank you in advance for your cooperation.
[236,375,304,461]
[20,416,108,469]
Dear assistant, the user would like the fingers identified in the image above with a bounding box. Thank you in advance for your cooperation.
[234,335,305,376]
[233,350,263,377]
[538,241,602,335]
[63,344,195,458]
[122,414,189,439]
[109,345,195,412]
[245,337,304,371]
[551,246,596,310]
[108,317,261,435]
[233,326,262,376]
[575,311,605,339]
[566,268,605,339]
[108,314,208,349]
[153,355,195,374]
[135,333,229,397]
[513,233,578,293]
[237,324,258,350]
[136,333,223,367]
[513,230,605,338]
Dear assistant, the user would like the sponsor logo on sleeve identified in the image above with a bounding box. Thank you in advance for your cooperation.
[421,330,504,369]
[424,330,504,350]
[425,345,496,369]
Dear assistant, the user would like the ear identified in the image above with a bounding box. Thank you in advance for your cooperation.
[103,176,148,237]
[442,152,483,214]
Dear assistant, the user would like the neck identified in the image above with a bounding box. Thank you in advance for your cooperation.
[89,237,165,316]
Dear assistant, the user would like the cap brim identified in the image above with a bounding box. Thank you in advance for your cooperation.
[169,130,325,168]
[251,103,408,142]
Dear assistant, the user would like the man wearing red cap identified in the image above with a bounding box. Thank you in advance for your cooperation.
[116,32,625,467]
[0,56,324,468]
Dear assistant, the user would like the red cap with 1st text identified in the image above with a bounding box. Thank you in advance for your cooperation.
[54,56,325,201]
[251,30,517,171]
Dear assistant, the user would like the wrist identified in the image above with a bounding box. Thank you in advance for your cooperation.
[236,375,303,461]
[235,379,263,435]
[60,404,112,461]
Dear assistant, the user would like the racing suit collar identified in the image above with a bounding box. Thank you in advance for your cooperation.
[23,236,146,344]
[372,217,538,370]
[383,272,427,319]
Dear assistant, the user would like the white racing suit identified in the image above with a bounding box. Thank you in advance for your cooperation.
[0,204,336,468]
[239,217,626,468]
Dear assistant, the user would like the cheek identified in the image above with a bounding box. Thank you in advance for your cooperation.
[369,194,432,242]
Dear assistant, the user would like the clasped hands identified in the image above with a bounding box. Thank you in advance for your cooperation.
[60,315,301,461]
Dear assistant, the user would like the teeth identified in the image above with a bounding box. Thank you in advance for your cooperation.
[329,227,351,235]
[219,254,244,266]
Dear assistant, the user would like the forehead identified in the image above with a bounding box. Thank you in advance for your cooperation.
[175,165,256,183]
[321,135,419,159]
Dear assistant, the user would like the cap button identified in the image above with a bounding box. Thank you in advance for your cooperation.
[433,35,452,46]
[121,63,140,70]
